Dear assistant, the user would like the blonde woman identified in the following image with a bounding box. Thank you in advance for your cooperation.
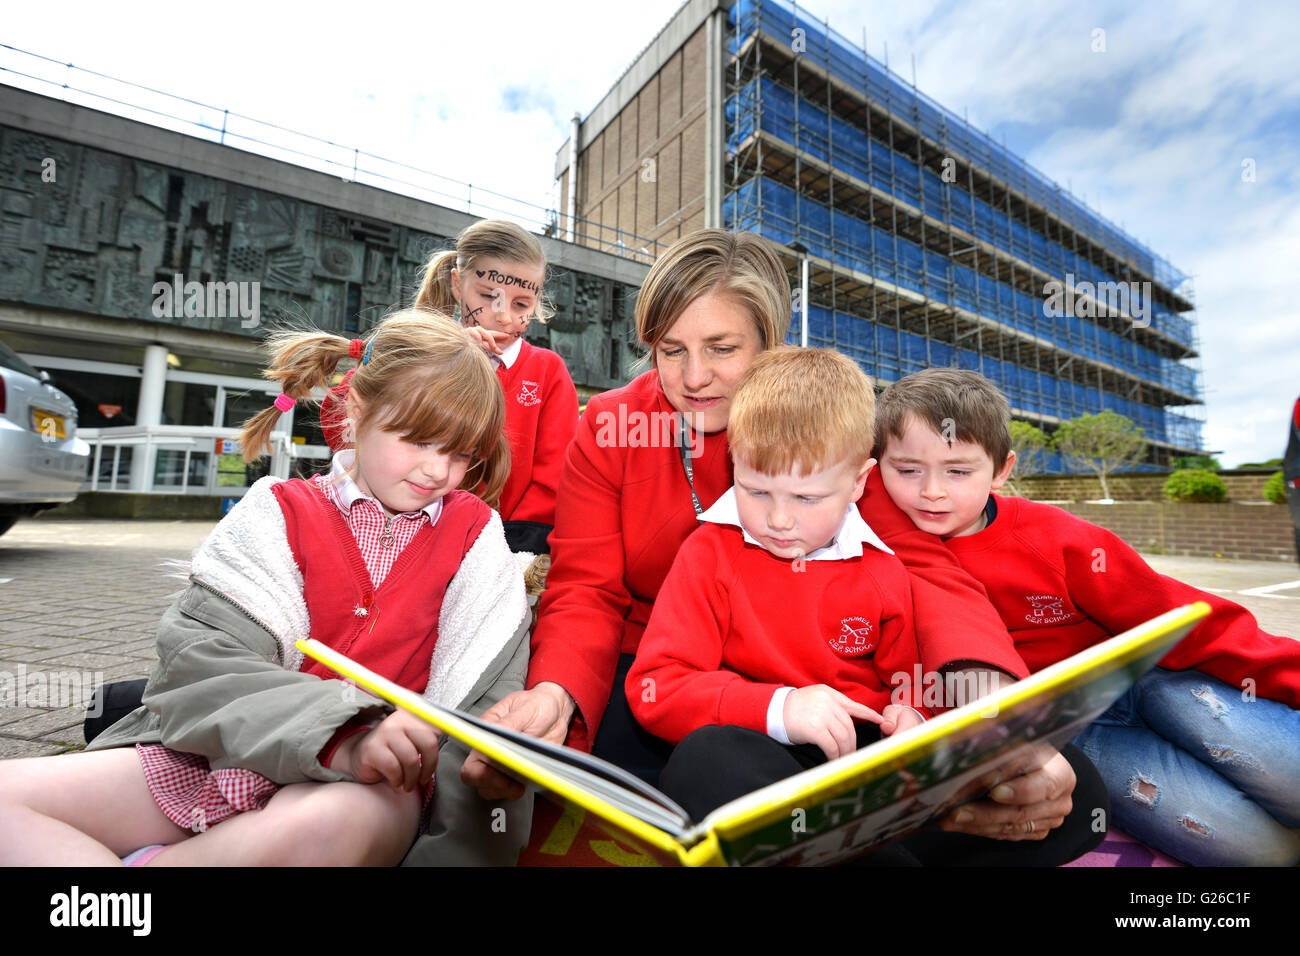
[462,229,1104,863]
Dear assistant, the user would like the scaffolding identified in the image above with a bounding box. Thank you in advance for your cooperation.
[722,0,1206,467]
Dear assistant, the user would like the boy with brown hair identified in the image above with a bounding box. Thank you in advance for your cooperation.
[874,367,1300,865]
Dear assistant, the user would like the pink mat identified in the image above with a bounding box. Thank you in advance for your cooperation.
[1064,827,1183,867]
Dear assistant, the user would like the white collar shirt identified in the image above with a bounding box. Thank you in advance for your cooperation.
[697,486,894,559]
[491,336,524,370]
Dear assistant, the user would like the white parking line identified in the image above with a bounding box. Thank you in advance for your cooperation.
[1237,580,1300,599]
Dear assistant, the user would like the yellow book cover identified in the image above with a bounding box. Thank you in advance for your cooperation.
[297,601,1209,867]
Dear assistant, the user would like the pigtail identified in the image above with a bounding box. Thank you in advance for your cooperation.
[240,331,351,462]
[255,310,507,516]
[239,405,289,464]
[415,250,460,315]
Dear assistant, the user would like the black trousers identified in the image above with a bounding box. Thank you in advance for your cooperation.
[83,678,148,744]
[590,653,675,786]
[658,724,1110,866]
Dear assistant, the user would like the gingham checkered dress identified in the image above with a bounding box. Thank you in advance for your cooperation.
[137,473,436,830]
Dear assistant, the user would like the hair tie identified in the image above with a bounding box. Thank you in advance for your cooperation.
[273,393,296,414]
[348,338,364,360]
[362,332,378,365]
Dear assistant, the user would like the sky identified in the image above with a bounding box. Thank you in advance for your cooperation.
[3,0,1297,466]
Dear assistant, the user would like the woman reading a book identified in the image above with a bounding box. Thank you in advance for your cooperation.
[461,229,1105,861]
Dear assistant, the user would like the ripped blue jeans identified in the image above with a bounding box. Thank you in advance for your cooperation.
[1073,668,1300,866]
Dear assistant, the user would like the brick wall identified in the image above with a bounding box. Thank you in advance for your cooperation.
[574,24,708,253]
[1017,469,1278,502]
[1051,502,1298,563]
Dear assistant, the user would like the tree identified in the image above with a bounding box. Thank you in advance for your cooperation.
[1005,420,1050,496]
[1053,411,1147,500]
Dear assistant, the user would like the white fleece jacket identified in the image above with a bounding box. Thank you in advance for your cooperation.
[188,476,528,710]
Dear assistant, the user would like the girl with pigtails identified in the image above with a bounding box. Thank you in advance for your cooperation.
[0,310,533,866]
[323,220,579,557]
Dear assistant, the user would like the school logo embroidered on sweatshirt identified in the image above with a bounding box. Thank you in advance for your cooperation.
[518,380,541,406]
[829,616,876,657]
[1023,594,1074,625]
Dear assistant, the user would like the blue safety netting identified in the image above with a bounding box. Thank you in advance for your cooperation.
[728,0,1203,450]
[781,301,1179,446]
[729,175,1199,406]
[729,0,1190,293]
[727,75,1196,351]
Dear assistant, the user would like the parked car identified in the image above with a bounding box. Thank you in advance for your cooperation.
[1285,396,1300,568]
[0,339,91,536]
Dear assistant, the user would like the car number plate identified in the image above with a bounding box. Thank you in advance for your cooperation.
[30,408,67,439]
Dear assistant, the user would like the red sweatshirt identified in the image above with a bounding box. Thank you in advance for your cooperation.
[944,494,1300,709]
[627,521,920,744]
[494,340,579,526]
[529,370,1027,751]
[318,340,578,528]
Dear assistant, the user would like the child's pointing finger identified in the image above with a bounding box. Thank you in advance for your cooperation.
[840,696,883,725]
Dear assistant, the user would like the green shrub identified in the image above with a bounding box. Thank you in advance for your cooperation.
[1172,455,1221,471]
[1163,469,1227,503]
[1264,470,1287,504]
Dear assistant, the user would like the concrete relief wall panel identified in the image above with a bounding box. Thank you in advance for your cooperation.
[0,120,638,389]
[536,266,640,391]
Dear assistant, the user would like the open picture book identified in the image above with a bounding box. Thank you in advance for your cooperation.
[297,601,1210,867]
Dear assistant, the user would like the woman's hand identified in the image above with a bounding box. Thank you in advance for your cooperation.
[460,683,576,801]
[337,709,441,792]
[940,745,1075,840]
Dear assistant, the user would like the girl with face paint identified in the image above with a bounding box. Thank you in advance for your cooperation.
[323,220,579,556]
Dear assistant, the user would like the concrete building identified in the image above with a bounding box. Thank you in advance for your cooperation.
[0,84,647,495]
[554,0,1205,466]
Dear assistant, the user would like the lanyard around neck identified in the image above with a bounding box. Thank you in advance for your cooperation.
[677,413,704,516]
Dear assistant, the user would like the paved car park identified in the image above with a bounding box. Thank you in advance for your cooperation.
[0,519,213,758]
[1,516,1297,759]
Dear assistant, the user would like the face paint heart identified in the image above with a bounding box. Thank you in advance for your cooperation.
[476,270,485,278]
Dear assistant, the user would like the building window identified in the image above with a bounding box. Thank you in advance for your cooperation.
[161,380,217,426]
[40,369,141,427]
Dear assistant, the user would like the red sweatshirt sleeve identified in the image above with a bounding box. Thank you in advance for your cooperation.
[320,369,356,452]
[859,470,1029,680]
[526,398,632,751]
[627,533,780,743]
[509,352,578,526]
[1057,520,1300,709]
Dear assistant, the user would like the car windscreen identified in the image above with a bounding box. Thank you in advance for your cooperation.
[0,339,41,379]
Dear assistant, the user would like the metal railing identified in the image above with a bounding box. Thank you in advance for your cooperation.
[0,44,670,265]
[78,425,330,495]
